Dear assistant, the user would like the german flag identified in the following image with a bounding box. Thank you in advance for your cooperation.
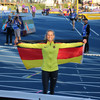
[17,40,84,69]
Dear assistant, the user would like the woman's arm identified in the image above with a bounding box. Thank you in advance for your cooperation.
[17,43,43,49]
[59,42,83,48]
[59,39,86,48]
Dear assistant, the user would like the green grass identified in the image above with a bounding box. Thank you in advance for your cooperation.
[7,3,45,10]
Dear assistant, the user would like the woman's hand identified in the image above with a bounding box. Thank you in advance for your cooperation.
[14,39,18,46]
[83,39,87,44]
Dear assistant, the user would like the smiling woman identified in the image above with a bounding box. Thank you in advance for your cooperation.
[45,30,55,42]
[17,30,86,95]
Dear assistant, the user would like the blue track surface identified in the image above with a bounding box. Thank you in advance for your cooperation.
[0,12,100,100]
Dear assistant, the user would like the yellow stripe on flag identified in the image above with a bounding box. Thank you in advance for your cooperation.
[22,55,82,69]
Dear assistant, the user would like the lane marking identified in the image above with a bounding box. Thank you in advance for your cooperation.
[0,55,20,58]
[56,91,99,99]
[84,53,100,56]
[0,81,41,82]
[81,22,99,36]
[70,23,81,36]
[0,84,39,91]
[0,45,17,49]
[0,74,41,81]
[63,16,83,36]
[60,66,100,72]
[0,67,38,72]
[26,72,41,78]
[0,60,22,64]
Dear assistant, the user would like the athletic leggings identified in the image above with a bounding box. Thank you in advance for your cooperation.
[42,70,58,95]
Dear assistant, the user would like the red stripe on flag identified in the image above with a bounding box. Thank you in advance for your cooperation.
[57,46,83,59]
[18,46,83,60]
[18,48,43,60]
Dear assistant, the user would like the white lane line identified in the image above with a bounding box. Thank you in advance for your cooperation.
[0,67,39,72]
[57,91,100,93]
[84,53,100,56]
[90,29,99,36]
[0,50,18,53]
[70,23,82,36]
[0,73,100,79]
[60,66,100,72]
[0,60,22,64]
[0,74,41,81]
[0,55,20,58]
[0,81,41,82]
[81,22,99,36]
[82,63,100,66]
[59,73,100,79]
[55,91,100,100]
[63,15,69,21]
[0,81,100,88]
[0,73,100,75]
[0,45,17,49]
[57,81,100,84]
[0,73,34,74]
[75,64,88,95]
[55,91,99,99]
[1,65,100,72]
[0,84,39,91]
[63,16,82,36]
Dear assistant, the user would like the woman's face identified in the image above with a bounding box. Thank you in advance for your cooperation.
[47,31,55,42]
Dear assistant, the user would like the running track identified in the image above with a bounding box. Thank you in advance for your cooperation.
[0,11,100,100]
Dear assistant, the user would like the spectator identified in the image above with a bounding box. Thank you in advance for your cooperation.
[22,4,25,13]
[31,5,36,17]
[42,8,45,16]
[82,18,90,53]
[12,15,22,46]
[16,5,19,14]
[46,8,50,16]
[4,15,13,45]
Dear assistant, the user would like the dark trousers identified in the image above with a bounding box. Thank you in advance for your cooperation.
[42,70,58,95]
[6,28,12,43]
[32,12,35,17]
[83,37,89,53]
[46,11,49,16]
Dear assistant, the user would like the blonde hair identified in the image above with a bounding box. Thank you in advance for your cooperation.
[44,30,55,40]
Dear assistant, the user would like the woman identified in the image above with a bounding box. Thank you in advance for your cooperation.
[17,30,87,94]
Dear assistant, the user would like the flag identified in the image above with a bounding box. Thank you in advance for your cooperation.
[17,40,84,69]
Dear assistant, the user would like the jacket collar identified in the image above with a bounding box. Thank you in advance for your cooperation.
[47,41,54,45]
